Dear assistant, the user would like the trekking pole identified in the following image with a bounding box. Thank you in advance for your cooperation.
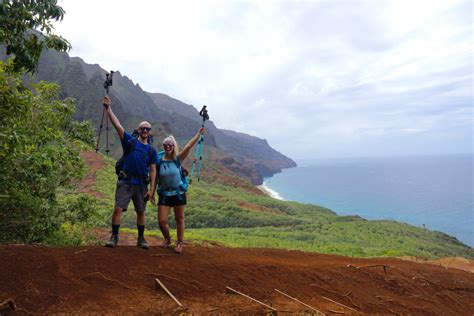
[189,137,201,184]
[189,105,209,184]
[105,104,110,155]
[197,134,204,181]
[95,71,115,155]
[190,134,204,183]
[95,106,106,153]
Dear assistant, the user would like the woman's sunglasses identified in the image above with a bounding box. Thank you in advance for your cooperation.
[163,143,174,148]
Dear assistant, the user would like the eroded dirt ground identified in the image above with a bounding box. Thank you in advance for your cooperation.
[1,241,473,315]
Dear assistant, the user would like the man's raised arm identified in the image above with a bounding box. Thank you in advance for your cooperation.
[103,96,125,141]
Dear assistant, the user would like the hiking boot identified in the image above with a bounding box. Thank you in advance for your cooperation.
[137,236,150,250]
[105,234,119,248]
[175,240,183,254]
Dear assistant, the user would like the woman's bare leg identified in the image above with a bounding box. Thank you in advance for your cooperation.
[174,205,185,242]
[158,205,172,243]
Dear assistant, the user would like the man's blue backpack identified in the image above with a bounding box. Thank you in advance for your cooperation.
[156,151,189,193]
[115,138,153,177]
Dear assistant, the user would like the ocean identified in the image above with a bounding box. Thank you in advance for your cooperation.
[263,154,473,247]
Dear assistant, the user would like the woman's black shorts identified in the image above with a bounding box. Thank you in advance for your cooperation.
[158,193,187,206]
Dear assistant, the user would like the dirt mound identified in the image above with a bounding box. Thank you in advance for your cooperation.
[399,256,474,274]
[430,257,474,273]
[1,240,473,315]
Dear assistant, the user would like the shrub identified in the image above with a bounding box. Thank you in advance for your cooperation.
[0,61,95,243]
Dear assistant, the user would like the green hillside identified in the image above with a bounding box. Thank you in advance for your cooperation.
[93,154,473,259]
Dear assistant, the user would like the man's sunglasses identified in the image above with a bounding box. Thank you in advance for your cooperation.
[139,127,151,132]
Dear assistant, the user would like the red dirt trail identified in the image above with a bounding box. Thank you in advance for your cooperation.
[76,151,106,199]
[1,240,473,315]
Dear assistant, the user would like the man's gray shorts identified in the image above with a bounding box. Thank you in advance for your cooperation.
[114,180,148,213]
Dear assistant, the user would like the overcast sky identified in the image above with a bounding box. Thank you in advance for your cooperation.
[54,0,472,160]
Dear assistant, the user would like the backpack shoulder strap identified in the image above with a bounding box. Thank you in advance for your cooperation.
[147,144,153,162]
[174,156,181,168]
[155,151,165,187]
[174,157,186,179]
[156,151,165,168]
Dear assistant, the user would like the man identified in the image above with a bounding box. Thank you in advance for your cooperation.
[102,96,157,249]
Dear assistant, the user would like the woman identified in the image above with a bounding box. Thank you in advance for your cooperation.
[155,127,205,253]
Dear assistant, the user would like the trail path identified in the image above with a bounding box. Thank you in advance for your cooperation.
[76,151,106,199]
[1,241,473,314]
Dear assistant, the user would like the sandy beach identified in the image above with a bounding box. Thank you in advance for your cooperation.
[256,185,272,196]
[256,184,284,200]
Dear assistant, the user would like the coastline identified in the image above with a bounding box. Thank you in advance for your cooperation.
[257,183,285,200]
[255,155,474,247]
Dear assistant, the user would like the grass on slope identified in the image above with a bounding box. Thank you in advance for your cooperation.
[94,154,473,259]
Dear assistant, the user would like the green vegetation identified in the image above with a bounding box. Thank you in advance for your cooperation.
[94,156,473,259]
[0,60,99,243]
[0,1,102,245]
[0,0,71,73]
[0,0,96,244]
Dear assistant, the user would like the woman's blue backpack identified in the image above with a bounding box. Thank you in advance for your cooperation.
[156,151,188,193]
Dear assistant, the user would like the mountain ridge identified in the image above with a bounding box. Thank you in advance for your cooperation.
[1,47,295,184]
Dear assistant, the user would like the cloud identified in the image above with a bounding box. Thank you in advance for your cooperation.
[54,0,472,159]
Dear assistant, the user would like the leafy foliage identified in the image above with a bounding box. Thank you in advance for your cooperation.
[67,120,95,147]
[43,191,102,246]
[0,61,97,242]
[0,0,71,73]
